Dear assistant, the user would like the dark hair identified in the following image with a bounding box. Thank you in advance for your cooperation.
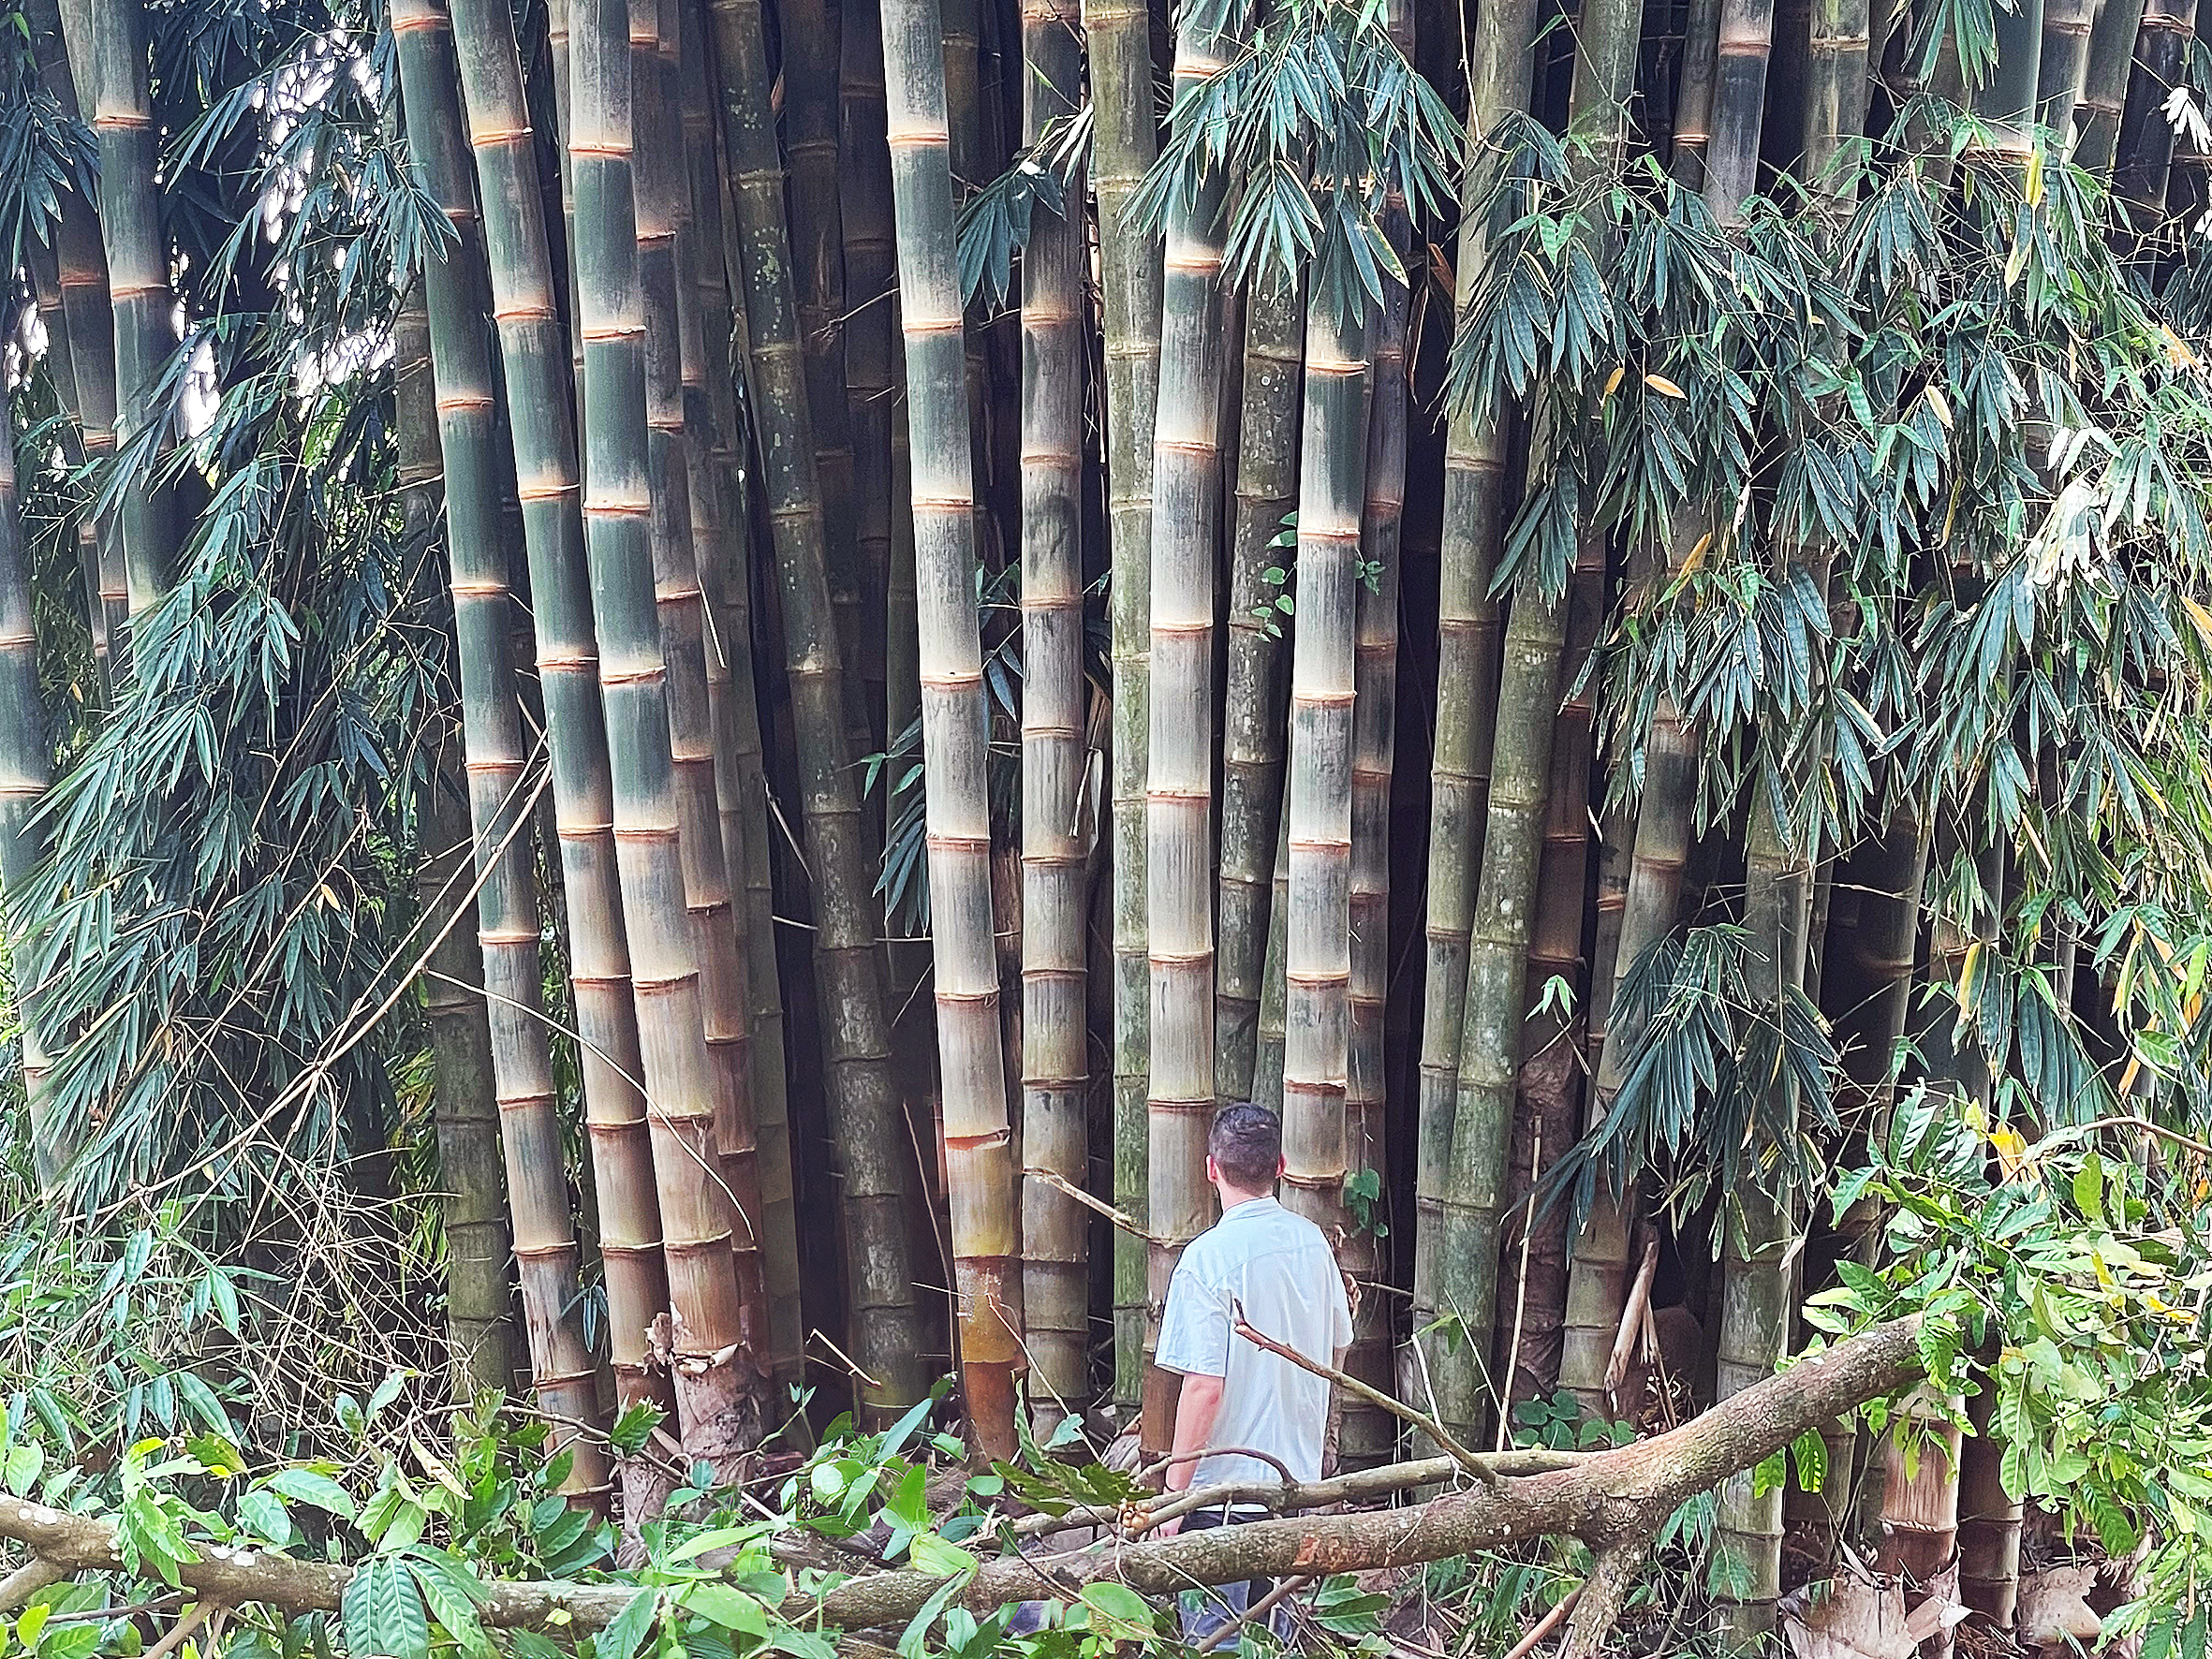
[1209,1103,1282,1191]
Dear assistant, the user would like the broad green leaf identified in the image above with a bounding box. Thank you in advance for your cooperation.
[269,1468,356,1520]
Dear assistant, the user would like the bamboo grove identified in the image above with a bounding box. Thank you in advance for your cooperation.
[5,0,2212,1641]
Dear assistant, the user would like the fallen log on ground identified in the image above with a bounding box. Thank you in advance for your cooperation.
[0,1315,1924,1656]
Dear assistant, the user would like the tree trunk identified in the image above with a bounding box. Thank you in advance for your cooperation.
[1017,0,1088,1433]
[878,0,1023,1459]
[1217,272,1303,1107]
[2038,0,2096,131]
[1143,5,1236,1452]
[395,7,616,1495]
[1091,0,1162,1423]
[842,0,898,758]
[1409,0,1534,1438]
[2115,0,2201,215]
[445,0,679,1514]
[573,0,758,1466]
[706,0,928,1418]
[66,0,177,629]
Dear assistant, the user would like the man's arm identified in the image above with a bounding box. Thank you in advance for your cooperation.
[1156,1371,1224,1536]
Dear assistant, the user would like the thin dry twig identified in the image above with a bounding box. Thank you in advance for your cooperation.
[1192,1575,1314,1653]
[1501,1586,1583,1659]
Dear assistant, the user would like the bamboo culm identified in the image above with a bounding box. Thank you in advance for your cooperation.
[572,0,757,1467]
[1143,3,1238,1453]
[445,0,680,1517]
[1017,0,1089,1433]
[1217,272,1304,1107]
[394,2,614,1496]
[1090,0,1163,1421]
[632,0,771,1372]
[706,0,928,1418]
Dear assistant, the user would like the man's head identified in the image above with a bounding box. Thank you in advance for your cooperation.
[1207,1103,1286,1200]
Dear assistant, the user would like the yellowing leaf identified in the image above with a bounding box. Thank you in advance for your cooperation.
[1955,941,1983,1014]
[1681,531,1714,574]
[1925,384,1954,430]
[1991,1124,2030,1182]
[2026,146,2044,205]
[1644,372,1687,399]
[2182,595,2212,653]
[1604,363,1626,399]
[2160,322,2201,372]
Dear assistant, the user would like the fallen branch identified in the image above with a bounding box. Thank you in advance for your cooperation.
[1500,1586,1581,1659]
[1230,1301,1499,1486]
[0,1317,1925,1656]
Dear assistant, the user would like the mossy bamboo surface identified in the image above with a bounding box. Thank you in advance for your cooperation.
[632,0,769,1367]
[1143,4,1237,1452]
[395,8,614,1495]
[66,0,176,624]
[676,0,803,1386]
[1409,0,1531,1415]
[445,0,678,1512]
[1217,272,1303,1105]
[1090,0,1162,1420]
[1017,0,1088,1432]
[877,0,1023,1459]
[707,0,927,1418]
[1253,795,1291,1117]
[572,0,756,1465]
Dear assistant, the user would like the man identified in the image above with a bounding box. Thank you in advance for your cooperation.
[1154,1103,1353,1646]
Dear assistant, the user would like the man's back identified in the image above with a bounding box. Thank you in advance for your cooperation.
[1156,1196,1352,1488]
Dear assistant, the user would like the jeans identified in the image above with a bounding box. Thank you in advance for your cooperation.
[1177,1505,1292,1649]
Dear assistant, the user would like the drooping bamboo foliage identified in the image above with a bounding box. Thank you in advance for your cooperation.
[706,0,928,1417]
[64,0,177,626]
[1409,0,1528,1413]
[1143,0,1237,1451]
[877,0,1022,1461]
[394,3,614,1494]
[1217,272,1303,1105]
[631,0,769,1366]
[1280,305,1368,1256]
[1090,0,1162,1417]
[675,0,804,1387]
[1017,0,1089,1433]
[444,0,680,1502]
[571,0,757,1464]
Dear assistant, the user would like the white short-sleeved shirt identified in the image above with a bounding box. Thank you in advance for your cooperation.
[1154,1196,1354,1489]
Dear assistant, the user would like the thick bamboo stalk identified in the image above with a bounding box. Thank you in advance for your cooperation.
[1090,0,1162,1421]
[632,0,770,1369]
[1253,793,1291,1117]
[395,9,616,1492]
[445,0,680,1510]
[25,239,110,700]
[572,0,758,1464]
[1143,2,1237,1453]
[2078,0,2152,173]
[1508,527,1604,1411]
[1703,0,1777,224]
[1804,0,1871,214]
[1281,305,1368,1249]
[2115,0,2198,214]
[1345,83,1410,1464]
[64,0,175,625]
[877,0,1023,1459]
[0,334,59,1192]
[841,0,898,753]
[707,0,928,1417]
[1017,0,1088,1433]
[415,752,520,1402]
[2039,0,2096,131]
[677,0,804,1387]
[781,0,867,756]
[24,0,125,686]
[397,299,517,1404]
[1409,0,1529,1417]
[1217,272,1304,1105]
[1672,0,1724,185]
